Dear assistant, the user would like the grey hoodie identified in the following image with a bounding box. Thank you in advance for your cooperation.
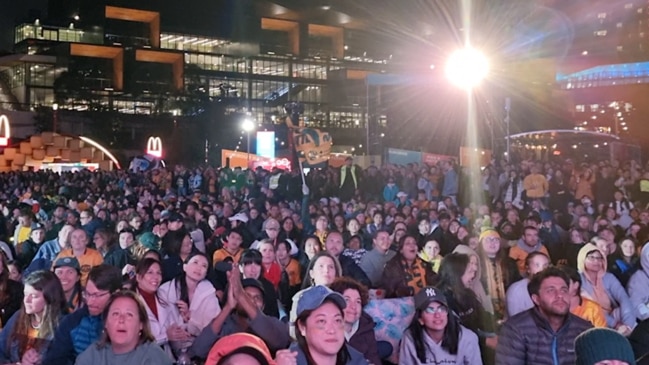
[627,243,649,320]
[399,325,483,365]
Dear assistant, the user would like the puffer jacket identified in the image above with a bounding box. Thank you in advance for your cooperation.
[496,308,592,365]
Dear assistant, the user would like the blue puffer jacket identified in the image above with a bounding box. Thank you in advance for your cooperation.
[496,308,592,365]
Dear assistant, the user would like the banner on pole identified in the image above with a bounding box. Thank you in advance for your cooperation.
[286,117,332,168]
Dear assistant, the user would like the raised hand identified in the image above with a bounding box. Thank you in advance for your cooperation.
[275,349,298,365]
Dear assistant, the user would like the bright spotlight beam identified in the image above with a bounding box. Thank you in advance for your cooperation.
[445,48,489,90]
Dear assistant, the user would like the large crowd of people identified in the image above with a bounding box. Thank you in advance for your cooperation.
[0,155,649,364]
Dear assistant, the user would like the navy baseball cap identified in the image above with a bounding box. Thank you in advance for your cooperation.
[53,256,81,273]
[414,286,448,311]
[296,285,346,317]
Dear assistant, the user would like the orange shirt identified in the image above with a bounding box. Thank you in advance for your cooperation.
[509,244,550,276]
[54,248,103,286]
[572,297,607,328]
[212,248,243,265]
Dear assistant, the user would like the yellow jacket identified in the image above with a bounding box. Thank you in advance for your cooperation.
[572,297,607,328]
[523,173,548,198]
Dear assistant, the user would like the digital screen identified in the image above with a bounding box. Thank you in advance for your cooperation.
[256,131,275,158]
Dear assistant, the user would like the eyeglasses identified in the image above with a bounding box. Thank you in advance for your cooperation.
[82,290,110,300]
[586,255,604,261]
[266,227,279,231]
[424,305,448,314]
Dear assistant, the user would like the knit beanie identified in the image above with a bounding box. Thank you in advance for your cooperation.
[575,328,636,365]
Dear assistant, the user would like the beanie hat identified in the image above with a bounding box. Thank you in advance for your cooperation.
[205,333,275,365]
[575,328,636,365]
[479,228,500,242]
[137,232,160,251]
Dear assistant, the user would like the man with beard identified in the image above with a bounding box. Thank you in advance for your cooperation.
[189,270,290,359]
[43,265,122,365]
[496,267,592,365]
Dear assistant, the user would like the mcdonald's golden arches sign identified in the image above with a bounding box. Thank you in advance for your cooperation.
[0,115,10,147]
[146,136,163,158]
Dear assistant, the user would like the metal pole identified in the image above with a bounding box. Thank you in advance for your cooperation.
[365,80,370,156]
[247,131,251,168]
[505,97,511,162]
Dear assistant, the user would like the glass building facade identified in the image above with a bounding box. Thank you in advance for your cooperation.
[1,6,392,134]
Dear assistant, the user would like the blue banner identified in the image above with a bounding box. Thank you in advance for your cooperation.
[387,148,422,165]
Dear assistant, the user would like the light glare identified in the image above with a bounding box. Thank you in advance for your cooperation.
[445,48,489,89]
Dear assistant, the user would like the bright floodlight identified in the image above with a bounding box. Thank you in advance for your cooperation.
[242,118,255,132]
[445,48,489,89]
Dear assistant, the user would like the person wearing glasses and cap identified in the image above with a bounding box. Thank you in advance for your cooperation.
[399,286,482,365]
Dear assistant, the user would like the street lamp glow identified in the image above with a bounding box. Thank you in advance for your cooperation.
[242,118,255,132]
[445,48,489,89]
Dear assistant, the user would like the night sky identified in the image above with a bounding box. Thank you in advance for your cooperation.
[0,1,48,52]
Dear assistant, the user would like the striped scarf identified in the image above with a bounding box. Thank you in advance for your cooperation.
[401,257,428,296]
[484,257,507,320]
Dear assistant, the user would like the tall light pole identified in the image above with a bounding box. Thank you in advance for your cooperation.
[505,97,511,161]
[52,103,58,133]
[445,46,489,205]
[242,118,255,168]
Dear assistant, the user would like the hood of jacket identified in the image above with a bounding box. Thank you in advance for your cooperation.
[641,242,649,274]
[516,238,544,254]
[577,243,607,274]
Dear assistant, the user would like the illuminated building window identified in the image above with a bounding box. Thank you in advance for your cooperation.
[598,12,607,18]
[576,105,585,112]
[595,30,607,36]
[624,3,633,9]
[618,45,624,51]
[617,22,623,28]
[590,104,599,112]
[639,8,644,13]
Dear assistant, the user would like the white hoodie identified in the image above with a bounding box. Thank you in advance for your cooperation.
[158,279,221,336]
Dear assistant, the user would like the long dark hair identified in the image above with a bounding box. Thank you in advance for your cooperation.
[279,216,300,241]
[133,258,168,306]
[295,298,350,365]
[301,251,342,290]
[436,253,479,306]
[176,252,209,306]
[9,271,66,355]
[0,253,9,305]
[407,305,461,362]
